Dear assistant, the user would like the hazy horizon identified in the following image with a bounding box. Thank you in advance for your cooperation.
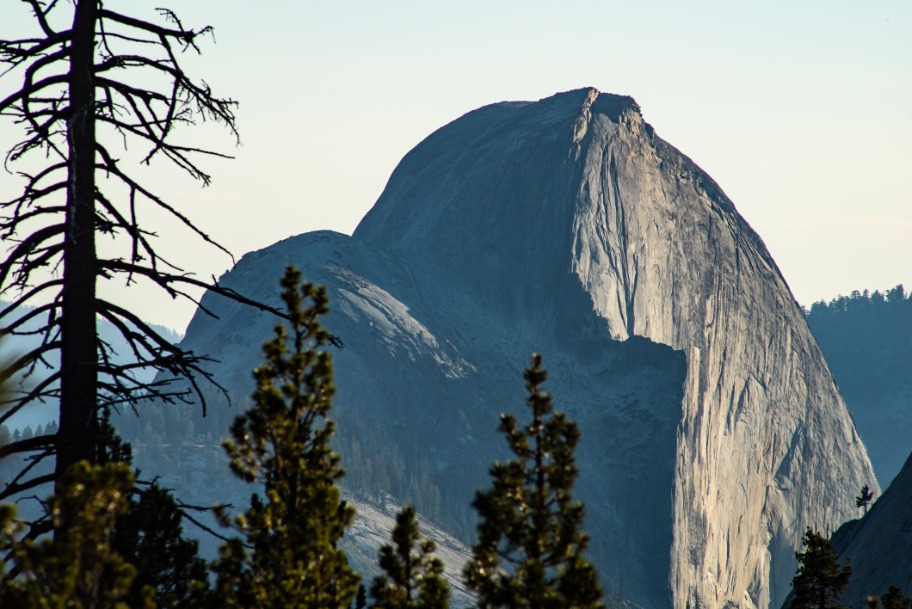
[1,1,909,332]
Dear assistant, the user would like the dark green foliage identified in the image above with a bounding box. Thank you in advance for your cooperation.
[370,505,449,609]
[212,265,359,609]
[882,586,911,609]
[464,354,605,609]
[94,407,207,606]
[354,584,368,609]
[93,406,210,608]
[790,528,852,609]
[855,485,874,514]
[806,285,912,390]
[0,461,148,609]
[112,484,209,608]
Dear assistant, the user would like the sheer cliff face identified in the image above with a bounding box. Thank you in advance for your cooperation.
[353,87,875,609]
[568,95,874,609]
[181,89,875,609]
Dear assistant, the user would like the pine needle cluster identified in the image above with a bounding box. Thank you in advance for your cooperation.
[0,461,145,609]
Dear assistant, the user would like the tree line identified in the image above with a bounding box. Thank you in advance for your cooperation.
[806,285,912,392]
[805,283,912,486]
[2,267,909,608]
[1,266,606,609]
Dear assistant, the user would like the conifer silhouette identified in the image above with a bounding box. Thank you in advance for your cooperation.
[464,354,604,609]
[212,266,359,609]
[790,528,851,609]
[371,505,449,609]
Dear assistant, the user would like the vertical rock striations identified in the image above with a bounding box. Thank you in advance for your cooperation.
[175,89,875,609]
[353,88,876,609]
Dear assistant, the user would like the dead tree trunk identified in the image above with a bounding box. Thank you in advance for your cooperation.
[58,0,100,481]
[0,0,294,514]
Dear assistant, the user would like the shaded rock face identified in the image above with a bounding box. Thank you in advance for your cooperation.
[178,89,875,609]
[829,452,912,607]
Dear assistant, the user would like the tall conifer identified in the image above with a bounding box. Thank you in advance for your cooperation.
[212,266,359,609]
[790,528,851,609]
[464,354,604,609]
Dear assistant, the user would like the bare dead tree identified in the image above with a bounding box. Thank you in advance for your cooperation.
[0,1,284,505]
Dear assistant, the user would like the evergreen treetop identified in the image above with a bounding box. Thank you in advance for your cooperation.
[370,504,449,609]
[790,528,851,609]
[882,585,912,609]
[855,485,874,515]
[464,353,604,609]
[212,265,359,609]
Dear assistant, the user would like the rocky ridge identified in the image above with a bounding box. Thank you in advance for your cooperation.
[828,452,912,606]
[174,88,876,609]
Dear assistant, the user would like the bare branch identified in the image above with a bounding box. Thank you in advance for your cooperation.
[0,279,64,318]
[0,301,57,335]
[0,73,68,115]
[96,144,234,260]
[22,0,60,38]
[100,259,287,319]
[0,433,56,460]
[0,368,60,414]
[0,471,55,503]
[0,223,65,287]
[100,9,210,43]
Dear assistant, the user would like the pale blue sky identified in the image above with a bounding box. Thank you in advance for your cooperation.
[1,1,910,330]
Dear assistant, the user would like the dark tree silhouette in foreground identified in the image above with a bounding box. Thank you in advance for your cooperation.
[212,266,359,609]
[91,408,210,607]
[855,485,874,515]
[370,504,449,609]
[790,528,851,609]
[0,461,141,608]
[464,354,604,609]
[0,0,281,509]
[882,585,912,609]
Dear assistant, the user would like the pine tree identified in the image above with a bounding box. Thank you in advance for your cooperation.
[111,484,209,608]
[0,461,148,609]
[86,406,209,608]
[790,528,852,609]
[882,586,911,609]
[370,505,449,609]
[463,353,605,609]
[212,265,360,609]
[855,485,874,515]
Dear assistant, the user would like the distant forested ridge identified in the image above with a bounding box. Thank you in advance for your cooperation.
[806,285,912,486]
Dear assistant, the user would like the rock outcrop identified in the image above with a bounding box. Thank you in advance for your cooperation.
[174,88,875,609]
[829,452,912,606]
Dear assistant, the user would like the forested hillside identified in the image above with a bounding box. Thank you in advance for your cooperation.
[806,285,912,485]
